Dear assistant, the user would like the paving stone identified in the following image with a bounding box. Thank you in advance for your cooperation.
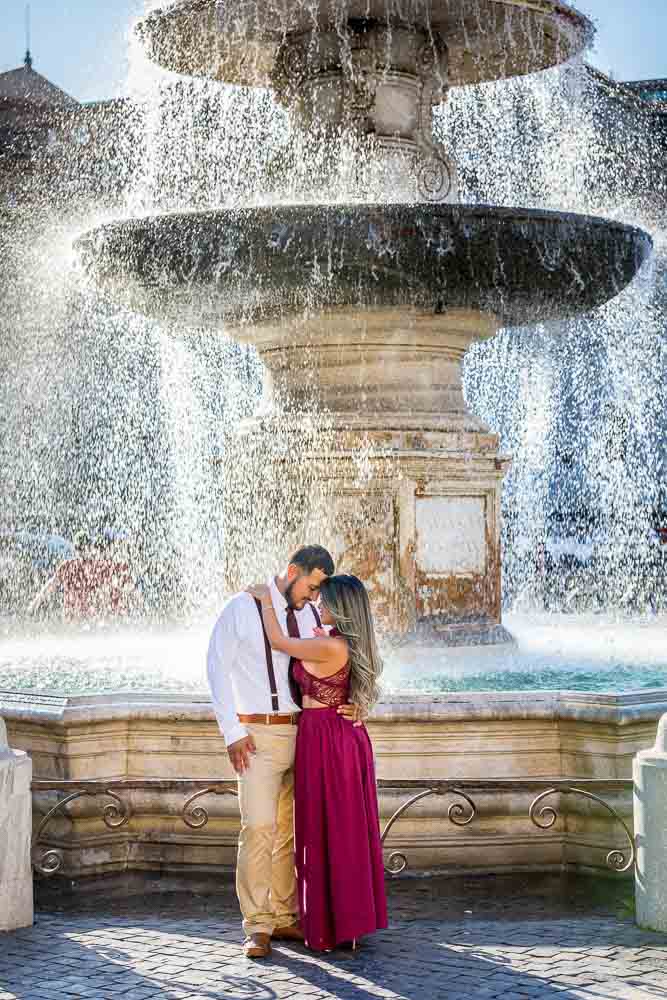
[2,878,667,1000]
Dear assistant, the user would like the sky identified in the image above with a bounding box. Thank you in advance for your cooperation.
[0,1,665,104]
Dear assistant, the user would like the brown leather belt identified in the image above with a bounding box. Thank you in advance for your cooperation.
[238,713,299,726]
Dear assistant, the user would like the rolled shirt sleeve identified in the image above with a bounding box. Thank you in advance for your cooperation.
[206,601,248,748]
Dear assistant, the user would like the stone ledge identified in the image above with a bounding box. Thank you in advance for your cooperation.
[3,688,667,726]
[3,691,661,877]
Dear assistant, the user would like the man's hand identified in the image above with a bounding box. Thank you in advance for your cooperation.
[227,734,257,774]
[337,702,366,728]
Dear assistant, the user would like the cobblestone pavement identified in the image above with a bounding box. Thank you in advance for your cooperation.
[1,875,667,1000]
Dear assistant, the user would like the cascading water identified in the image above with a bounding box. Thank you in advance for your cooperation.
[452,62,667,615]
[1,0,665,697]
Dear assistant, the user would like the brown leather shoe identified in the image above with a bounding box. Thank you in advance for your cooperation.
[272,924,305,942]
[243,933,272,958]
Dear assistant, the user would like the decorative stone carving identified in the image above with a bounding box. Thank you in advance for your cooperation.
[416,148,454,202]
[270,18,457,200]
[415,59,457,203]
[273,36,308,96]
[344,39,378,125]
[327,490,399,625]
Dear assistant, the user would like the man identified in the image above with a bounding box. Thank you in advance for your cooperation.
[28,530,135,620]
[207,545,360,959]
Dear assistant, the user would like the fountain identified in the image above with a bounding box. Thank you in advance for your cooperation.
[77,0,651,646]
[1,2,665,880]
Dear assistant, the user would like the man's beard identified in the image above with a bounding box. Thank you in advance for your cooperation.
[285,579,306,610]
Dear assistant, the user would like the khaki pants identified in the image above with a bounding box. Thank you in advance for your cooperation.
[236,722,298,936]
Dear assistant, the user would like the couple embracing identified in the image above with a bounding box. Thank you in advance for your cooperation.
[206,545,387,957]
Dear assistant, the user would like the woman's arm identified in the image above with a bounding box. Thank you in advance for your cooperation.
[246,585,348,673]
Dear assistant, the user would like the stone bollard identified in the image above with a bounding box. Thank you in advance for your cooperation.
[634,713,667,931]
[0,717,33,932]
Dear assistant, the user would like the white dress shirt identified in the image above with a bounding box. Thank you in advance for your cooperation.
[206,577,319,747]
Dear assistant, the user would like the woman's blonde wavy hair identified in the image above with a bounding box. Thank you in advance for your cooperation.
[319,574,383,714]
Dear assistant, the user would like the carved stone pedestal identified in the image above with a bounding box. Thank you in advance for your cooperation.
[242,306,512,644]
[319,431,511,644]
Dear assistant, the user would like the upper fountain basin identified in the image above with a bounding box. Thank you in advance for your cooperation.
[76,203,651,333]
[137,0,593,89]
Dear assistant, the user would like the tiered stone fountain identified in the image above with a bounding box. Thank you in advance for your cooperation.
[1,5,661,883]
[78,0,651,645]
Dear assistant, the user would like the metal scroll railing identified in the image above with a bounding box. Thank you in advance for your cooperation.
[30,777,634,878]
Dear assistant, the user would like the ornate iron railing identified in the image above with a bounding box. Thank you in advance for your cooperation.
[376,779,635,875]
[30,777,634,878]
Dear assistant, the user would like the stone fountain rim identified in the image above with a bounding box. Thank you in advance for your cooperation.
[81,201,652,243]
[141,0,591,34]
[76,200,653,331]
[3,687,667,726]
[137,0,594,89]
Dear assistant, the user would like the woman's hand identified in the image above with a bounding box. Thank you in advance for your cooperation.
[246,583,271,601]
[313,626,329,638]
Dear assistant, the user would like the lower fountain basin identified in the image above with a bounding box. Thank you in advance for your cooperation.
[2,613,667,696]
[2,616,664,876]
[76,204,652,335]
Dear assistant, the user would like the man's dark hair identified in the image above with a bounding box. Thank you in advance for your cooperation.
[289,545,335,577]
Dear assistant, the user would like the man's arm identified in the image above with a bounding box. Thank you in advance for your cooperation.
[27,568,61,615]
[338,702,366,725]
[206,602,256,774]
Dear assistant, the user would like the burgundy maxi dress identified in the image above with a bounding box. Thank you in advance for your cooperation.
[292,631,388,952]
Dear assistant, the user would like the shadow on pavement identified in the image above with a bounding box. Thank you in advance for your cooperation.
[0,873,659,999]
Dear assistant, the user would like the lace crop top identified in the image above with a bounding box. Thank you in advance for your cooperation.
[291,628,351,707]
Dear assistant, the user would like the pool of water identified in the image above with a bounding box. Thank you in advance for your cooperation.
[1,612,667,696]
[385,613,667,693]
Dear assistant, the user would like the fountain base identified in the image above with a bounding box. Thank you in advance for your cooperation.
[411,621,515,647]
[4,689,658,880]
[76,204,652,642]
[236,308,512,642]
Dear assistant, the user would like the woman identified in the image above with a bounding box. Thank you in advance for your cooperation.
[246,574,387,952]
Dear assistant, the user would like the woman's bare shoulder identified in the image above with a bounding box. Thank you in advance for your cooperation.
[304,634,349,677]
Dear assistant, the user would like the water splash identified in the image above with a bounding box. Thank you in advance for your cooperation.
[1,9,666,683]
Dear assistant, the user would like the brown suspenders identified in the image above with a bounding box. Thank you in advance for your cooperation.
[253,598,322,712]
[254,597,280,712]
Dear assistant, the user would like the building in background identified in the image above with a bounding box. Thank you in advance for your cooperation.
[0,50,139,221]
[623,79,667,110]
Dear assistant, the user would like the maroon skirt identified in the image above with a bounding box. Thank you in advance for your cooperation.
[294,707,388,951]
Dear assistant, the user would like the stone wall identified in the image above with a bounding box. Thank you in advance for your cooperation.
[0,716,33,931]
[2,691,663,882]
